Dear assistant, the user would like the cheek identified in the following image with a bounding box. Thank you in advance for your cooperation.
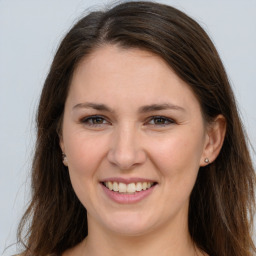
[148,128,205,177]
[65,131,107,176]
[148,130,205,213]
[65,134,107,208]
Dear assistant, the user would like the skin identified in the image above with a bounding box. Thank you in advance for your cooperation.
[60,45,226,256]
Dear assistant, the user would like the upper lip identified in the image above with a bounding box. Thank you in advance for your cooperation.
[100,177,157,184]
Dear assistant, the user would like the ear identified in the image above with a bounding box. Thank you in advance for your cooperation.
[57,117,65,151]
[59,134,65,153]
[59,132,68,166]
[200,114,226,166]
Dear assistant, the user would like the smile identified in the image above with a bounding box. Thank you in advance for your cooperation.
[103,181,155,194]
[100,178,158,204]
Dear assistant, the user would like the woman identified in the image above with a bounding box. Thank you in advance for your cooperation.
[17,1,256,256]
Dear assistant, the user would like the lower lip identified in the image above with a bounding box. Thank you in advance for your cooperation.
[101,183,156,204]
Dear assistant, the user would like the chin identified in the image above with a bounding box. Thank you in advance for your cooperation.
[100,211,157,236]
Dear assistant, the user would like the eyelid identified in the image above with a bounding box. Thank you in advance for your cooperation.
[79,115,175,128]
[145,115,176,126]
[80,115,111,126]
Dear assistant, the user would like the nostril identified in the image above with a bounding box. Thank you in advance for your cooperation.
[107,147,147,170]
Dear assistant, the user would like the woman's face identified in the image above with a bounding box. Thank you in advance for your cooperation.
[60,45,210,236]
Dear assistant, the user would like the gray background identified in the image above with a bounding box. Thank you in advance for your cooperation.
[1,0,255,254]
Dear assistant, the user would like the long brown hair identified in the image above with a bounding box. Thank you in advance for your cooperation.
[17,1,256,256]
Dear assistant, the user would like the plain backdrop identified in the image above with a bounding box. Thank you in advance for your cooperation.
[0,0,255,254]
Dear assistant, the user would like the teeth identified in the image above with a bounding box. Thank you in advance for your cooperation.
[119,183,126,193]
[104,181,154,193]
[113,182,118,192]
[136,182,142,192]
[107,181,113,190]
[127,183,136,193]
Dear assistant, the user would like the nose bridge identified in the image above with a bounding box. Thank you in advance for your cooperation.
[107,122,145,169]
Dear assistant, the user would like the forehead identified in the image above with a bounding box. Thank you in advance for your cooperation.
[68,45,201,114]
[73,45,169,83]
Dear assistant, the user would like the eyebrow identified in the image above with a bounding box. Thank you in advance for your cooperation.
[72,102,114,112]
[138,103,185,113]
[72,102,185,113]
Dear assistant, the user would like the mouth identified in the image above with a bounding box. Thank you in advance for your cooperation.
[101,181,157,194]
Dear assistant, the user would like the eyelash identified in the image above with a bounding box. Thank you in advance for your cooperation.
[81,115,109,127]
[146,116,175,126]
[80,115,175,128]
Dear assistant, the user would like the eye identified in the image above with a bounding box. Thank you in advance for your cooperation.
[147,116,175,127]
[80,115,110,127]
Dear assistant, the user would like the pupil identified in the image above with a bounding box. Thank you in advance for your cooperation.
[94,118,103,124]
[156,118,164,124]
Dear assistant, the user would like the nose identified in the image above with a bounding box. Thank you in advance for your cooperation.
[107,125,147,170]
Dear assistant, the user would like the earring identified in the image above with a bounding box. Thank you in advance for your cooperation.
[62,153,68,166]
[204,158,209,164]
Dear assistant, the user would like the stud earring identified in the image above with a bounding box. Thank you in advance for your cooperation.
[204,158,209,164]
[62,153,68,166]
